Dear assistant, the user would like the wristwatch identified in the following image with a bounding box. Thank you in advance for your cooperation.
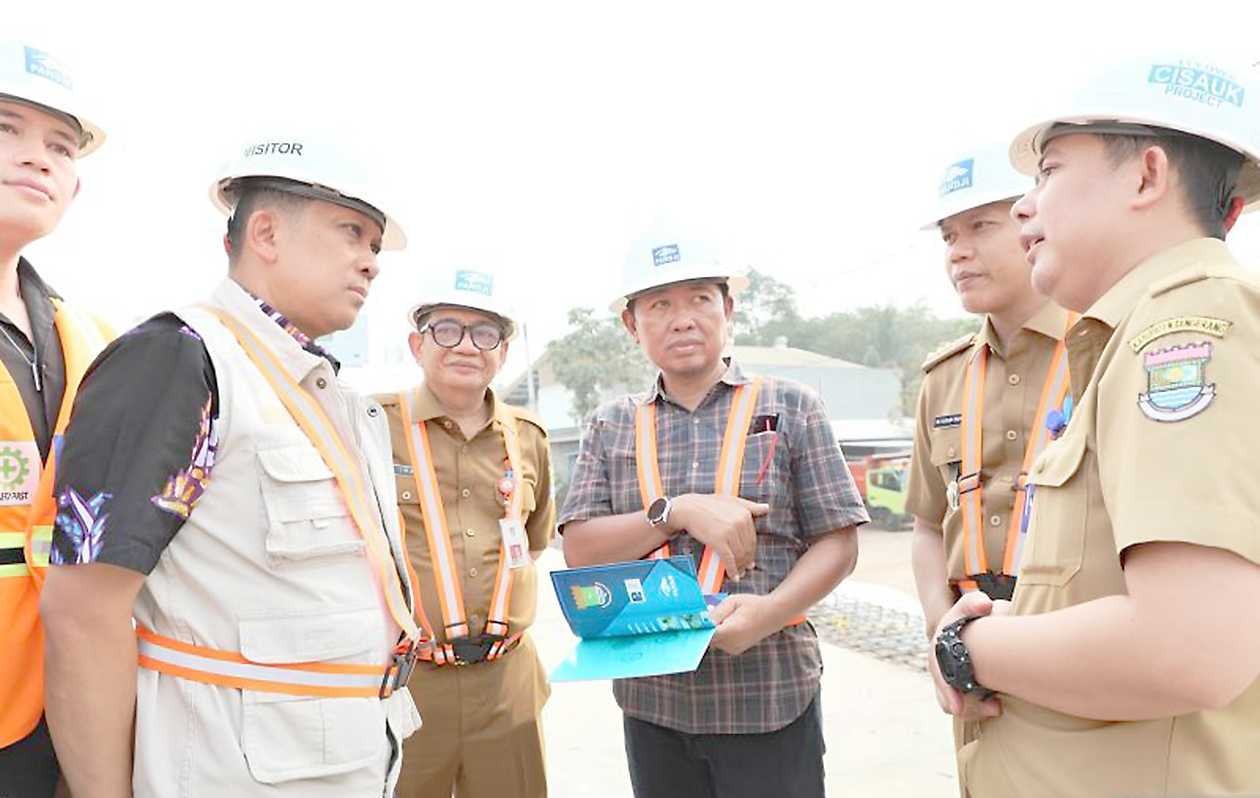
[646,496,672,530]
[934,616,994,700]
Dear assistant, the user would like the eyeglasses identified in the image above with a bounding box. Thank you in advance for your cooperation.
[421,318,505,351]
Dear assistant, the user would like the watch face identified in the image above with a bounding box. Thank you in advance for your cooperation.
[647,496,669,525]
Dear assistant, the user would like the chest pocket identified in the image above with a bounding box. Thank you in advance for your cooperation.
[1019,431,1088,587]
[929,427,963,491]
[258,446,365,564]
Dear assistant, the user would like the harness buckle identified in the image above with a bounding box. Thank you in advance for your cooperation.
[450,633,505,666]
[379,637,423,698]
[971,572,1017,602]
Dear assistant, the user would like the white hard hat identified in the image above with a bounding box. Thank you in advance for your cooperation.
[610,233,748,314]
[1010,55,1260,210]
[0,42,104,156]
[210,137,406,250]
[920,143,1031,230]
[407,268,518,339]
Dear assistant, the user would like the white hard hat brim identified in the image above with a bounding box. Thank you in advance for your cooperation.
[918,190,1024,231]
[209,178,406,251]
[610,272,750,314]
[1010,115,1260,213]
[0,94,105,157]
[407,301,519,340]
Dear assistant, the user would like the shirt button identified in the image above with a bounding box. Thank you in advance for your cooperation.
[1007,374,1020,386]
[999,474,1012,483]
[367,406,379,417]
[1005,430,1018,441]
[990,515,1002,527]
[443,420,454,429]
[315,377,327,389]
[470,614,480,626]
[693,419,700,425]
[465,528,476,537]
[401,491,413,500]
[461,488,471,498]
[692,461,700,469]
[947,447,956,458]
[469,568,478,577]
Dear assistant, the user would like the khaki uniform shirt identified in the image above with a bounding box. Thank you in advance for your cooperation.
[961,238,1260,796]
[378,385,553,645]
[907,302,1074,586]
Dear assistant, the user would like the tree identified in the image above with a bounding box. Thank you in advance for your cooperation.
[732,269,800,343]
[545,308,655,424]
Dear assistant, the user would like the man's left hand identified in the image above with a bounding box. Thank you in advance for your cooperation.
[709,594,782,656]
[928,591,1003,720]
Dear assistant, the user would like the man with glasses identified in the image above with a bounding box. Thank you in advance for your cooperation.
[378,268,554,798]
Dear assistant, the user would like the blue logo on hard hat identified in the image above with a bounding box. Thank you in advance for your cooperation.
[1148,63,1244,109]
[652,245,681,268]
[455,270,493,296]
[939,159,974,197]
[23,47,72,90]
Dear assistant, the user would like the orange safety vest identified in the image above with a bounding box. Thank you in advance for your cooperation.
[0,299,112,747]
[396,392,526,666]
[134,308,422,699]
[954,313,1078,591]
[635,379,762,594]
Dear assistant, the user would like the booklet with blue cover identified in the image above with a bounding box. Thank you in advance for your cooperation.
[548,556,724,683]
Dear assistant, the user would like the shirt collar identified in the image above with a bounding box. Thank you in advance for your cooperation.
[644,356,750,405]
[976,301,1074,356]
[1084,238,1233,330]
[212,279,338,380]
[412,381,499,429]
[224,280,340,371]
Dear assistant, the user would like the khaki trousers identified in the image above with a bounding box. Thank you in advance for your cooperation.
[395,635,550,798]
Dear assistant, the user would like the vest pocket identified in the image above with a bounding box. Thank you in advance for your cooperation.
[1019,432,1088,587]
[238,610,387,784]
[258,446,366,563]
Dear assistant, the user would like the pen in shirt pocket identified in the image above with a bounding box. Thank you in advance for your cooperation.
[751,413,780,486]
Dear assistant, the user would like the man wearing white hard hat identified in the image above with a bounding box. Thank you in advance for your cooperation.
[926,56,1260,796]
[560,234,866,797]
[905,145,1076,759]
[40,137,422,797]
[0,40,111,798]
[376,268,553,798]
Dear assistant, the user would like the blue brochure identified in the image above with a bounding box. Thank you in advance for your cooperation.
[549,556,723,682]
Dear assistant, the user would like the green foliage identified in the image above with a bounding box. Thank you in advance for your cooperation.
[544,307,655,424]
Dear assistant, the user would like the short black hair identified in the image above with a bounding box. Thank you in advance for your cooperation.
[225,185,310,262]
[1099,131,1244,240]
[625,279,730,315]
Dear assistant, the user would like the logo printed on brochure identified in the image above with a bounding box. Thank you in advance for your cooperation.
[1148,63,1245,109]
[624,578,647,604]
[571,582,614,610]
[652,244,681,267]
[938,159,974,197]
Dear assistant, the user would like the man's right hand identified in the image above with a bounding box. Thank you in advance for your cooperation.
[668,494,769,580]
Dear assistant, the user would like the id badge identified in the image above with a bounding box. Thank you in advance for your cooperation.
[499,519,530,569]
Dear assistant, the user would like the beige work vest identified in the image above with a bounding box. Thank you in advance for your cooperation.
[131,280,420,798]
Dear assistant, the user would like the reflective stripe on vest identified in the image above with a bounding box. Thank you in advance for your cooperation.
[136,626,386,699]
[957,313,1078,584]
[636,379,761,595]
[398,391,525,665]
[204,309,420,643]
[0,298,112,749]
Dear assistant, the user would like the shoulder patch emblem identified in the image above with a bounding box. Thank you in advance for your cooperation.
[1137,341,1215,422]
[1128,316,1232,353]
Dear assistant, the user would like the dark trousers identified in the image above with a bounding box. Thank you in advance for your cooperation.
[0,716,60,798]
[623,697,825,798]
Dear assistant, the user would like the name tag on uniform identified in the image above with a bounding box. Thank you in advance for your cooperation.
[933,414,962,429]
[499,519,530,569]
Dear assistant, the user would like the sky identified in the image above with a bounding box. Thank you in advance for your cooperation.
[10,0,1260,389]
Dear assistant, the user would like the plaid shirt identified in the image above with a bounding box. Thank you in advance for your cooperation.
[559,359,868,734]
